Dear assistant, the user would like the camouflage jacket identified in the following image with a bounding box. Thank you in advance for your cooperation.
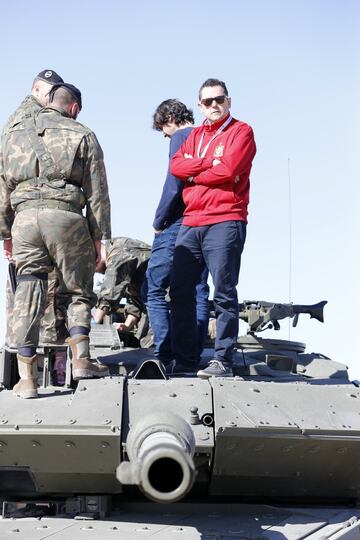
[0,96,43,237]
[97,237,151,320]
[0,106,111,240]
[3,95,41,135]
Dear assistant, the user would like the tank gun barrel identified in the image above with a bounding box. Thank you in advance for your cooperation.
[239,300,328,333]
[117,412,196,503]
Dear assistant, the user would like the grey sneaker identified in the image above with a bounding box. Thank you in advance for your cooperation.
[197,359,233,378]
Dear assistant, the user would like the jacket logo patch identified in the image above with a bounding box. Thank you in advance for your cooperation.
[214,143,224,158]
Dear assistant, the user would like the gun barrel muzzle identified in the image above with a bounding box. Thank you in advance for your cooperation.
[136,431,195,503]
[117,412,196,503]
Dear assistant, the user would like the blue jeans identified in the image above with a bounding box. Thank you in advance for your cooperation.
[146,220,209,362]
[170,221,246,367]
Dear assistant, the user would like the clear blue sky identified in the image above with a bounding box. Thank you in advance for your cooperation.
[1,0,359,375]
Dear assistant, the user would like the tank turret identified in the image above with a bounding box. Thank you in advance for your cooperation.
[0,299,359,517]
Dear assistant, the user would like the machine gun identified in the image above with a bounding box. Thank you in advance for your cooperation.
[239,300,327,333]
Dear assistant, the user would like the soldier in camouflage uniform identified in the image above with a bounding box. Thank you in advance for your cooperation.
[0,82,111,399]
[94,238,151,338]
[4,69,66,349]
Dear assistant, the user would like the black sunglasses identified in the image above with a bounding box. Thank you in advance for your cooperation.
[200,95,227,107]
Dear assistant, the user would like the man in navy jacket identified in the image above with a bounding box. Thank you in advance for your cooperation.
[146,99,209,371]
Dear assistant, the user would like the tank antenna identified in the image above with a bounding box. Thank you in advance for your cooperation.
[287,157,293,340]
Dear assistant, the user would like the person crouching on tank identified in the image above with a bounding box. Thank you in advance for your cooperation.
[0,82,112,398]
[93,237,151,348]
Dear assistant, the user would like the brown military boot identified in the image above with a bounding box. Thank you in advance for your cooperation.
[13,354,38,399]
[67,335,109,380]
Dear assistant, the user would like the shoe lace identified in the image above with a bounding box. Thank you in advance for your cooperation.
[208,360,225,372]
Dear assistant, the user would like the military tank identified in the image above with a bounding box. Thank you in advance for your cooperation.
[1,300,360,539]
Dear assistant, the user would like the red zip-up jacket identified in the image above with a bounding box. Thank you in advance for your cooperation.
[170,114,256,226]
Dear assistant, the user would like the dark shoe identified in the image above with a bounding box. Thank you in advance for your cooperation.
[72,357,109,380]
[164,360,176,375]
[173,361,197,374]
[197,359,233,379]
[164,360,197,375]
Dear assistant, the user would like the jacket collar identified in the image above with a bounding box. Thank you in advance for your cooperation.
[40,106,72,119]
[203,113,231,132]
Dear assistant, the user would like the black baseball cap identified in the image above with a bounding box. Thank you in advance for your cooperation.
[36,69,64,84]
[49,83,82,110]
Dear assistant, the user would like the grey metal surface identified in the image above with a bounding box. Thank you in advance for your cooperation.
[210,379,360,498]
[89,324,121,350]
[124,377,214,453]
[211,379,360,431]
[0,504,359,539]
[0,378,124,493]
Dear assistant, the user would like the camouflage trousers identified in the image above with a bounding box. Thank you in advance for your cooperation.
[11,208,96,348]
[5,269,67,348]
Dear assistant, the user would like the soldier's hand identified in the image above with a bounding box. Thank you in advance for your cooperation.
[94,239,102,266]
[184,153,193,159]
[3,239,14,262]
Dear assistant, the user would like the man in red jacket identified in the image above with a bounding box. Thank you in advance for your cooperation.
[170,78,256,378]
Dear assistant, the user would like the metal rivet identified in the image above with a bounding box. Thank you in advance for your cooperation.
[31,441,41,447]
[168,393,177,398]
[0,441,7,447]
[65,441,75,448]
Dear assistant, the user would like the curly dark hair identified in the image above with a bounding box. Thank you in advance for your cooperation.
[152,99,194,131]
[198,78,228,100]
